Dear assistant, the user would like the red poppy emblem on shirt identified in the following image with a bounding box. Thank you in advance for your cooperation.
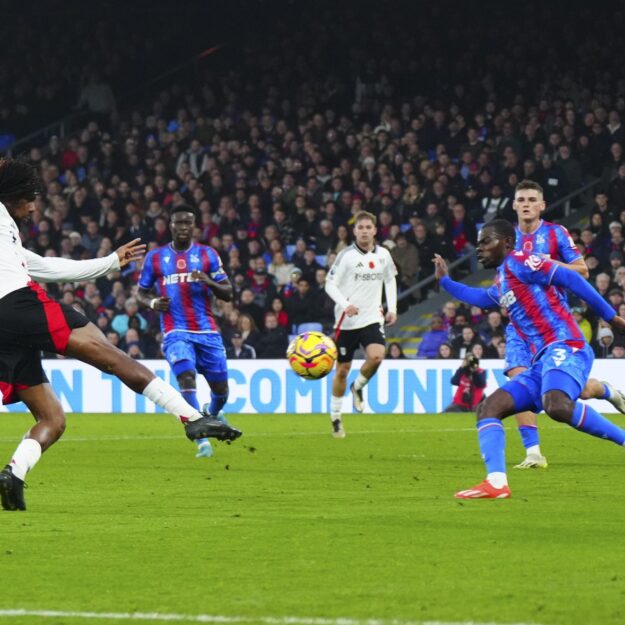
[177,258,187,270]
[369,261,375,269]
[523,240,533,252]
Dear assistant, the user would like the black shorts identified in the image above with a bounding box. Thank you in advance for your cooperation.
[0,283,89,354]
[0,346,48,404]
[0,283,89,403]
[336,322,385,363]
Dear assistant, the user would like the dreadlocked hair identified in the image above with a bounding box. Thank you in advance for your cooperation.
[0,158,43,206]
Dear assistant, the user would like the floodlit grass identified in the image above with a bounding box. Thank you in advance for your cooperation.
[1,412,624,625]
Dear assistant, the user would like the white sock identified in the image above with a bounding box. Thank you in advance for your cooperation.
[331,395,343,422]
[142,377,202,423]
[353,372,369,391]
[10,439,42,481]
[526,445,541,456]
[486,472,508,489]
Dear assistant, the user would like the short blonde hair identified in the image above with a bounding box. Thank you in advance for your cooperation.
[354,210,377,226]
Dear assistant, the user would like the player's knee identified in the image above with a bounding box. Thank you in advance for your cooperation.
[543,393,574,424]
[211,381,228,396]
[370,353,384,366]
[476,394,506,421]
[177,371,196,389]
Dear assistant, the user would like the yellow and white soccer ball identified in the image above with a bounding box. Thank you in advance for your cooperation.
[286,331,338,380]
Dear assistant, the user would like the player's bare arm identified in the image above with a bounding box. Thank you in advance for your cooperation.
[137,286,171,312]
[115,238,147,268]
[190,270,233,302]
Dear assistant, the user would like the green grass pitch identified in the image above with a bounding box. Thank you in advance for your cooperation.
[1,412,625,625]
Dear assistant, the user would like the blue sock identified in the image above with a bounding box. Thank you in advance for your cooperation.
[180,388,199,410]
[571,402,625,445]
[208,392,228,416]
[518,425,540,450]
[601,383,612,400]
[477,418,507,473]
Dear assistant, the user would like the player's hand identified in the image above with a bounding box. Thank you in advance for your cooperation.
[345,304,359,317]
[433,254,448,280]
[610,315,625,335]
[385,311,397,326]
[152,297,171,312]
[116,238,146,267]
[191,270,211,284]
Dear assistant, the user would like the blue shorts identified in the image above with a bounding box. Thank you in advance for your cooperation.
[504,323,532,374]
[502,341,593,413]
[162,332,228,382]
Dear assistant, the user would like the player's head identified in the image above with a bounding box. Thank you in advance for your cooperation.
[0,157,43,221]
[170,204,197,247]
[477,219,516,268]
[513,179,545,223]
[353,211,377,248]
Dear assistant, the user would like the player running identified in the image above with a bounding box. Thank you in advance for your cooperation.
[138,205,234,459]
[508,180,625,469]
[0,158,241,511]
[325,211,397,438]
[435,219,625,499]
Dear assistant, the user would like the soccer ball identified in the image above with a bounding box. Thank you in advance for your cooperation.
[287,331,338,379]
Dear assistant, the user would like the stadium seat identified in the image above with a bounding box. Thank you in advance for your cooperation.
[400,224,412,233]
[316,254,327,267]
[285,244,296,260]
[297,322,323,334]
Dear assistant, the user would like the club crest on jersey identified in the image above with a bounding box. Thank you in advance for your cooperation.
[524,254,545,271]
[176,258,187,270]
[369,261,375,269]
[536,234,546,245]
[190,254,200,263]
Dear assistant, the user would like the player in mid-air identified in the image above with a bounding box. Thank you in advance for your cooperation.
[0,158,241,511]
[434,219,625,499]
[137,205,234,458]
[325,211,397,438]
[507,180,625,469]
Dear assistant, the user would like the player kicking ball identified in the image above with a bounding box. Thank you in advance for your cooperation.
[434,219,625,499]
[506,180,625,469]
[325,211,397,437]
[0,159,241,511]
[138,205,234,459]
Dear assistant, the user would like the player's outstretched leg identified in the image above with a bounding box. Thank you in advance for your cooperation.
[65,324,242,442]
[330,361,350,438]
[349,343,385,413]
[455,388,516,499]
[0,384,66,511]
[513,411,548,469]
[581,379,625,414]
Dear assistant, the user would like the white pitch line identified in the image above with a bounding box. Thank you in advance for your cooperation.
[0,609,550,625]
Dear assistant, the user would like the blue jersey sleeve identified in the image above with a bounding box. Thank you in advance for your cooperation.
[555,225,582,264]
[206,247,228,282]
[139,251,157,289]
[440,276,499,308]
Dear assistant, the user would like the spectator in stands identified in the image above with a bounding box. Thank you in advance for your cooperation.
[268,251,295,287]
[226,332,256,359]
[479,310,504,344]
[417,314,448,359]
[238,288,264,329]
[451,326,483,359]
[391,233,419,298]
[270,297,290,329]
[237,313,261,353]
[480,184,513,223]
[256,312,289,358]
[285,278,317,329]
[386,342,407,360]
[111,297,147,338]
[440,301,458,331]
[595,325,615,358]
[447,203,478,272]
[609,341,625,358]
[437,343,455,359]
[572,307,593,342]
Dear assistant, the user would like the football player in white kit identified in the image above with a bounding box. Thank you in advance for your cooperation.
[325,211,398,437]
[0,158,241,511]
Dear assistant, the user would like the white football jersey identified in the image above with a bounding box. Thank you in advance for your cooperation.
[325,243,397,330]
[0,201,121,300]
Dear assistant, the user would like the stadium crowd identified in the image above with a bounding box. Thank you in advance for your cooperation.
[5,2,625,359]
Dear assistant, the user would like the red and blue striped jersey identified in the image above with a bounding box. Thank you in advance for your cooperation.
[515,220,581,263]
[139,243,227,336]
[486,251,585,360]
